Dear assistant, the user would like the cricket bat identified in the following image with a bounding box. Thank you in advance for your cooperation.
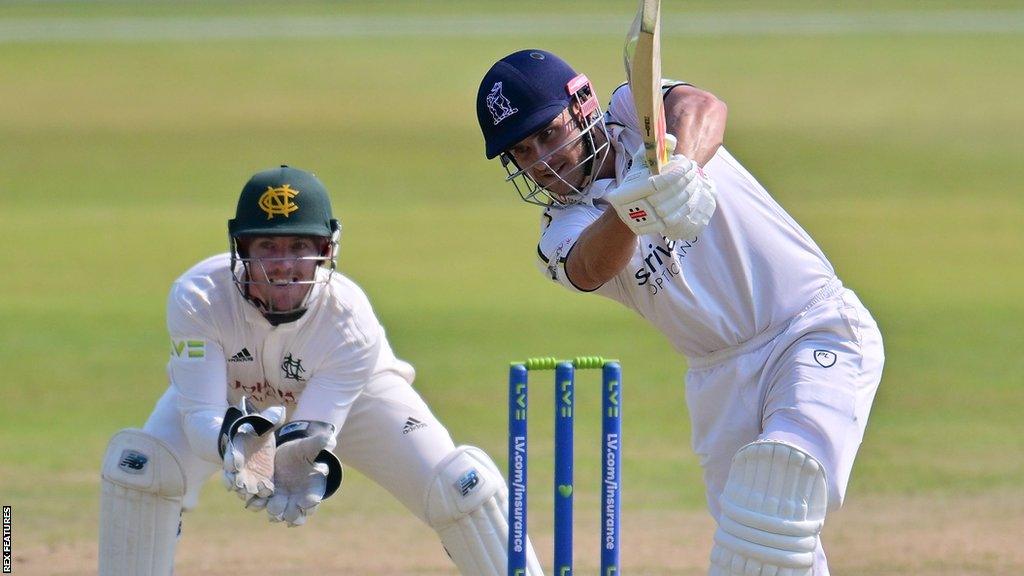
[623,0,668,175]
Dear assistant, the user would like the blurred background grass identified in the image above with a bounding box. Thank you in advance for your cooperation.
[1,0,1022,572]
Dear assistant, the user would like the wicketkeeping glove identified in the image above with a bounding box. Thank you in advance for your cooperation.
[219,398,285,509]
[266,421,343,527]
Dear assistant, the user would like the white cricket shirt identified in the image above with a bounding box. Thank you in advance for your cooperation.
[537,82,837,359]
[165,253,413,463]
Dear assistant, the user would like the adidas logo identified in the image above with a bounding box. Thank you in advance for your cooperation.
[229,348,253,362]
[402,417,427,435]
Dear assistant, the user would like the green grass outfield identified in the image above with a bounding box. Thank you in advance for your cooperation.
[1,1,1022,573]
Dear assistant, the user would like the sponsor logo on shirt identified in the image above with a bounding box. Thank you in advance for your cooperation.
[633,237,700,295]
[171,338,205,360]
[538,235,573,282]
[228,348,254,362]
[230,380,297,405]
[402,417,427,435]
[813,350,837,368]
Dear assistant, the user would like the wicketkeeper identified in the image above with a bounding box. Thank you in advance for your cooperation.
[476,50,885,576]
[99,166,544,575]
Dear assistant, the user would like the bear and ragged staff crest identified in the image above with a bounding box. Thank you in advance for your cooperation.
[486,81,519,125]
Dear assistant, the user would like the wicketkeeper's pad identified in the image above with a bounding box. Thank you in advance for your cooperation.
[99,429,186,576]
[425,446,544,576]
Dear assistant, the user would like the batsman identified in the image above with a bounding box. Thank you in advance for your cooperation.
[98,166,544,575]
[475,44,885,576]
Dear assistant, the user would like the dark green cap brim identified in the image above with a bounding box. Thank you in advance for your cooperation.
[228,219,338,237]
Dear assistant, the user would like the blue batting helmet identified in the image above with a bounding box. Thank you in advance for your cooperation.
[476,50,581,159]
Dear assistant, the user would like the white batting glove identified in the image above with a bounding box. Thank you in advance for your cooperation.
[649,155,718,241]
[605,149,717,241]
[605,164,664,236]
[221,403,285,508]
[266,421,343,527]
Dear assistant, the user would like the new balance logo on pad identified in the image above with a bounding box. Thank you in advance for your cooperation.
[402,417,427,435]
[229,348,253,362]
[456,469,481,497]
[118,450,148,474]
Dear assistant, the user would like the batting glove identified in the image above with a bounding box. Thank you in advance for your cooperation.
[605,150,717,241]
[649,155,717,241]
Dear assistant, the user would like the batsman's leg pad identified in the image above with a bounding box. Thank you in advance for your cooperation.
[99,428,186,576]
[709,440,828,576]
[424,445,544,576]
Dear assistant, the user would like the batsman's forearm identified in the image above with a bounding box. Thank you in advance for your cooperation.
[565,210,637,290]
[666,86,727,167]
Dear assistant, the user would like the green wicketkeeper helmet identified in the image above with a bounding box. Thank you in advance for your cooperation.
[228,165,340,239]
[228,165,342,322]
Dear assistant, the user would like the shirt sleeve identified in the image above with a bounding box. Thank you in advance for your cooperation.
[290,284,383,430]
[166,278,229,464]
[606,79,691,132]
[535,205,605,293]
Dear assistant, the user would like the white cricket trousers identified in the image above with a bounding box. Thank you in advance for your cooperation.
[685,283,885,576]
[143,373,458,521]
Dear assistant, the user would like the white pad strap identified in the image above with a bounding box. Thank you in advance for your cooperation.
[424,446,544,576]
[709,440,828,576]
[99,429,186,576]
